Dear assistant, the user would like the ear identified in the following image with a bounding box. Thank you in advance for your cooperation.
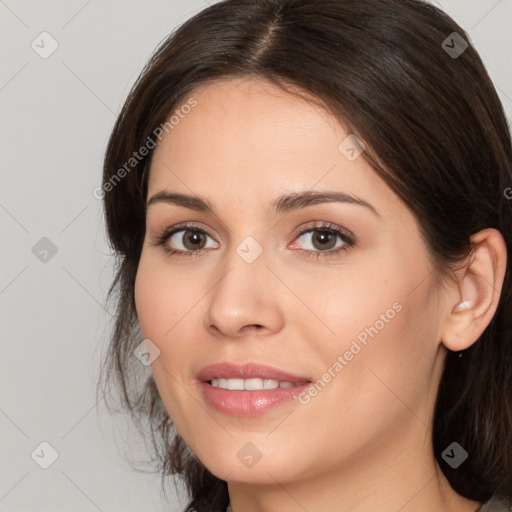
[440,228,507,352]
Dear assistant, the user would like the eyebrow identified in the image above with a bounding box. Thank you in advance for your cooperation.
[147,190,381,218]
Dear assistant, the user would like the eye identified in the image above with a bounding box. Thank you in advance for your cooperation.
[155,223,219,256]
[290,222,355,259]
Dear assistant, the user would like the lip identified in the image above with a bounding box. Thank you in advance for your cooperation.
[197,362,311,383]
[197,362,312,417]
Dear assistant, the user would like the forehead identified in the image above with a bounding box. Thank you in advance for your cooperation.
[151,78,345,170]
[146,77,400,221]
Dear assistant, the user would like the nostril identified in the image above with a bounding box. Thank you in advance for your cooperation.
[247,324,264,330]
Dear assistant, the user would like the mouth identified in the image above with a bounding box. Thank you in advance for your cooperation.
[197,362,313,416]
[197,361,312,386]
[209,377,309,390]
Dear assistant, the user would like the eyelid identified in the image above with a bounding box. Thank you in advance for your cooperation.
[290,220,355,244]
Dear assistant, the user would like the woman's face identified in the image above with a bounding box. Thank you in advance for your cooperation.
[135,77,449,486]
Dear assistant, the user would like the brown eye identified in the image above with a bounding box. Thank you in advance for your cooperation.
[309,230,338,250]
[165,228,219,253]
[181,230,207,250]
[294,227,351,252]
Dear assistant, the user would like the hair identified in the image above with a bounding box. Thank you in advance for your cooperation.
[97,0,512,510]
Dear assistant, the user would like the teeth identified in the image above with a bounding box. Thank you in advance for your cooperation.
[210,378,304,390]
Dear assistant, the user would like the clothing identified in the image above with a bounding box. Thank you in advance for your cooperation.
[476,494,512,511]
[226,495,512,512]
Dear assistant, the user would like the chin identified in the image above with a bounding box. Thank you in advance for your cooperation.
[194,443,304,485]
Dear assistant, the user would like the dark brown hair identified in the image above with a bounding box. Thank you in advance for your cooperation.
[97,1,512,510]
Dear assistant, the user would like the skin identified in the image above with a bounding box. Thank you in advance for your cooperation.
[134,77,507,512]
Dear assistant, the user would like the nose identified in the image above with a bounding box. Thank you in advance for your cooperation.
[203,251,285,339]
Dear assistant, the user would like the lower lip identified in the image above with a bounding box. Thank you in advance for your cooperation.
[199,381,311,417]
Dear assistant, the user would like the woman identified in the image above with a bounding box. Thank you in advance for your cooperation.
[98,0,512,510]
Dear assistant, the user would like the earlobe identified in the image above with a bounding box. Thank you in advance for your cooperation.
[441,228,507,352]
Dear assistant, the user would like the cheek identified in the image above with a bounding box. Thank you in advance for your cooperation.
[134,252,213,394]
[134,259,167,340]
[314,246,441,407]
[134,255,201,424]
[134,253,198,342]
[290,285,440,471]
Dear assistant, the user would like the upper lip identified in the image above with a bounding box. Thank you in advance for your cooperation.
[197,362,312,383]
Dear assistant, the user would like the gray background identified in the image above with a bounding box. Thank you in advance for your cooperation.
[1,1,511,511]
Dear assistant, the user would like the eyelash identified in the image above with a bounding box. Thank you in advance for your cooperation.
[153,221,356,260]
